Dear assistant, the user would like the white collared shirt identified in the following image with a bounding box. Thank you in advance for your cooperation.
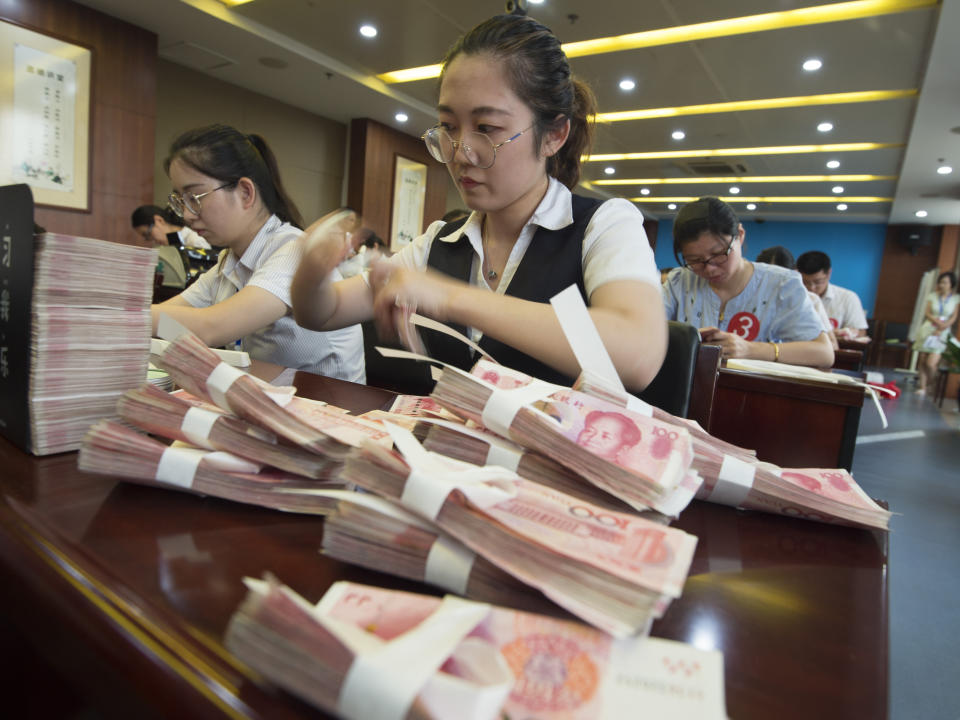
[389,177,660,341]
[821,283,868,330]
[181,215,365,382]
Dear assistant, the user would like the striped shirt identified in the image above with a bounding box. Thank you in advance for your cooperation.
[181,215,365,383]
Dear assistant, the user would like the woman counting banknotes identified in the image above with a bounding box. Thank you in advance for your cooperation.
[291,11,666,391]
[151,124,365,382]
[662,197,834,368]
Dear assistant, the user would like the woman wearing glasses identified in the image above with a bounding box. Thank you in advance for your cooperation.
[663,197,834,368]
[292,12,665,390]
[150,124,365,382]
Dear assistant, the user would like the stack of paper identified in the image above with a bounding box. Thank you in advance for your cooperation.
[341,424,698,637]
[27,233,155,454]
[429,359,699,516]
[225,577,729,720]
[78,420,347,512]
[117,384,340,479]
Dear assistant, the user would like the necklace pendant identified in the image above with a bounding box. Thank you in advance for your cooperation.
[487,269,498,280]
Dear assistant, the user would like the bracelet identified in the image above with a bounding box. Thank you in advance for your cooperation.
[771,342,781,362]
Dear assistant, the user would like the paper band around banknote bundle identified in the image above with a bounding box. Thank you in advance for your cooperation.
[155,446,206,488]
[480,379,562,438]
[418,417,523,472]
[551,286,623,393]
[387,423,518,520]
[336,595,493,720]
[709,455,757,507]
[425,535,476,595]
[180,406,221,449]
[205,362,245,411]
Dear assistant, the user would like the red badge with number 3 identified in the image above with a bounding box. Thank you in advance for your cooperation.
[726,311,760,341]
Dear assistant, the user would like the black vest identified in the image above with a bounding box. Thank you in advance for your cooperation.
[423,194,603,386]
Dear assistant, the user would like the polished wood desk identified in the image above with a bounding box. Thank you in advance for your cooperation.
[0,373,888,720]
[708,366,866,471]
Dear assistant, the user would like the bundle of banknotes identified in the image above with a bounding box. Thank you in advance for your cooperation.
[423,358,889,531]
[78,419,344,513]
[26,233,156,454]
[340,423,697,637]
[225,576,728,720]
[429,359,701,516]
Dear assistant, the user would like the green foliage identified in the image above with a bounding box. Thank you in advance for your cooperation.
[943,335,960,372]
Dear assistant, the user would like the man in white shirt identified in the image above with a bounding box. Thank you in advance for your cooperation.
[796,250,868,338]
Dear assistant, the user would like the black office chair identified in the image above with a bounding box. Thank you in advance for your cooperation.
[636,321,702,417]
[361,320,435,395]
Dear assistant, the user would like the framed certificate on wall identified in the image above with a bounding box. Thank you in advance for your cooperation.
[0,20,91,211]
[389,155,427,252]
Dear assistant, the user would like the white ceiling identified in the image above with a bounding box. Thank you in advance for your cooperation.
[75,0,960,226]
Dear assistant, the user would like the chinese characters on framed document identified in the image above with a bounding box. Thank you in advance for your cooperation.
[0,21,91,211]
[389,155,427,253]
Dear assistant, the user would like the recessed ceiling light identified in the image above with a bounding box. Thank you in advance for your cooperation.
[802,58,823,71]
[672,130,686,140]
[359,24,378,38]
[937,165,953,175]
[837,203,848,211]
[915,210,928,218]
[395,112,408,123]
[826,160,841,169]
[729,186,740,194]
[746,203,757,210]
[528,0,545,4]
[619,78,636,91]
[832,185,844,193]
[668,203,677,210]
[604,166,616,175]
[817,122,834,133]
[640,188,651,195]
[379,2,936,84]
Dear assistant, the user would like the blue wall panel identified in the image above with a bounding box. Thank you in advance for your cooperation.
[653,220,887,316]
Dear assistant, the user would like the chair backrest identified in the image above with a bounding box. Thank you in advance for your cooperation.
[636,321,701,417]
[360,320,435,396]
[157,245,187,288]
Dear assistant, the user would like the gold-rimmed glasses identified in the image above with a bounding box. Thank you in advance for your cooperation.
[168,182,232,217]
[421,125,533,169]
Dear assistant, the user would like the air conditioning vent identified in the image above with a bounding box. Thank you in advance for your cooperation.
[682,160,750,175]
[160,42,236,72]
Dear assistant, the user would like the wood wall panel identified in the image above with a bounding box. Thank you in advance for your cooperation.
[938,224,959,273]
[348,118,448,242]
[1,0,157,246]
[872,224,942,323]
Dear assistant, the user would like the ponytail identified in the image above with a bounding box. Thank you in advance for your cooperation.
[244,133,304,229]
[549,79,596,189]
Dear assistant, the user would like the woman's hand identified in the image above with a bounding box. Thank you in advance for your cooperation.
[368,259,461,337]
[699,327,753,358]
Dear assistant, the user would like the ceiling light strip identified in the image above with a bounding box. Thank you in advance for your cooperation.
[586,142,901,161]
[596,174,896,185]
[595,89,916,123]
[629,196,893,203]
[378,0,936,83]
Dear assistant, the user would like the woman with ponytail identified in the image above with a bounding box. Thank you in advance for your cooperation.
[151,124,365,382]
[293,12,665,390]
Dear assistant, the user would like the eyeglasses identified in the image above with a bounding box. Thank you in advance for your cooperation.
[421,125,533,169]
[168,182,232,217]
[682,235,736,270]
